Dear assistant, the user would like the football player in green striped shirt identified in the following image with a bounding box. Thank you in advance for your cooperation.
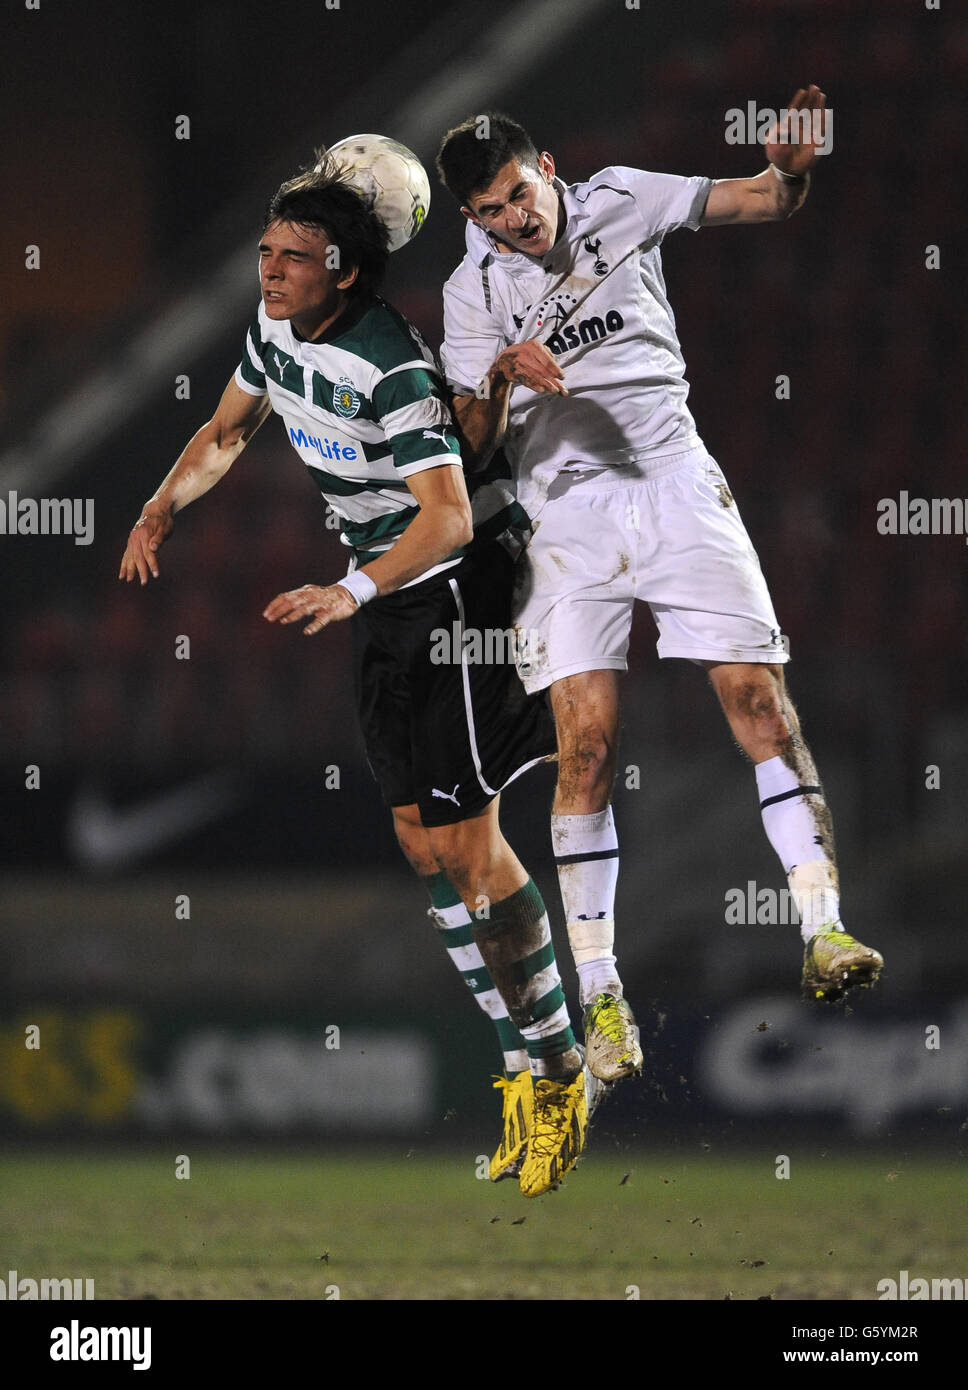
[119,157,602,1196]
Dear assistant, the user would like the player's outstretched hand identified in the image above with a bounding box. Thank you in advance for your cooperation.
[119,507,174,584]
[263,583,359,635]
[493,339,567,396]
[765,85,828,178]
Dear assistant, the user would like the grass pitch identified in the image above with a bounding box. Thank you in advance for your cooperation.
[1,1147,964,1301]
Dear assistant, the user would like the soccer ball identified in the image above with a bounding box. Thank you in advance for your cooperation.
[322,134,430,252]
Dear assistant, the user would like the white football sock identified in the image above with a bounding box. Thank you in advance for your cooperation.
[552,808,623,1004]
[755,756,842,943]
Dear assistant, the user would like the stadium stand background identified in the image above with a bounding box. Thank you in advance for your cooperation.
[1,0,965,1143]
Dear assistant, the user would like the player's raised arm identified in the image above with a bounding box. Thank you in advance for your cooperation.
[701,84,827,226]
[119,377,272,584]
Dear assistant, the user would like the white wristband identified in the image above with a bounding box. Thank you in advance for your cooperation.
[337,570,379,608]
[770,163,805,186]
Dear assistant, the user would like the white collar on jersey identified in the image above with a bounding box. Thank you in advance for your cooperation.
[462,175,590,268]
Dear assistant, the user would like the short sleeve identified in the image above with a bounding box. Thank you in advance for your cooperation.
[234,314,267,396]
[440,270,509,398]
[373,363,462,477]
[597,166,713,244]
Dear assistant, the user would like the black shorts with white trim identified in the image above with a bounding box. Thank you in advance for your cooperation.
[352,540,556,827]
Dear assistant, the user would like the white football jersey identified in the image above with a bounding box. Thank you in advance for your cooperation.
[441,167,713,514]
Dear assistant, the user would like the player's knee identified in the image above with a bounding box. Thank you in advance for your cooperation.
[715,669,797,750]
[426,824,465,883]
[392,804,436,874]
[427,825,490,900]
[716,669,774,720]
[392,804,418,843]
[557,722,615,790]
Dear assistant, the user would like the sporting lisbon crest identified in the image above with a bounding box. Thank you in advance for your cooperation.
[333,379,361,419]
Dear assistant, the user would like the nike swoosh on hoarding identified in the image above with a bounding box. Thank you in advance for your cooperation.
[67,772,243,871]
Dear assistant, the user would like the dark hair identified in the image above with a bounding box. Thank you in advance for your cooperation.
[264,153,390,297]
[436,112,540,207]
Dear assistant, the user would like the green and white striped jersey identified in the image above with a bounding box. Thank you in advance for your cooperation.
[235,294,471,574]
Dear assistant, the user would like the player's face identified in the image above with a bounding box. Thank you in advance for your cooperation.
[463,153,563,258]
[258,220,357,338]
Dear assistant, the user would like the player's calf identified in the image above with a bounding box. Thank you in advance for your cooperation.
[470,878,582,1079]
[707,663,885,1004]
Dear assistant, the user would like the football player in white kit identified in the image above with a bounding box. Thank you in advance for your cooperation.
[436,89,883,1083]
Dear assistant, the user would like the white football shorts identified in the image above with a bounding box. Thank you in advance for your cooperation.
[512,444,788,694]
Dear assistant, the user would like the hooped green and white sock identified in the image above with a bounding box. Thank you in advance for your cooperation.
[472,878,579,1080]
[425,871,528,1074]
